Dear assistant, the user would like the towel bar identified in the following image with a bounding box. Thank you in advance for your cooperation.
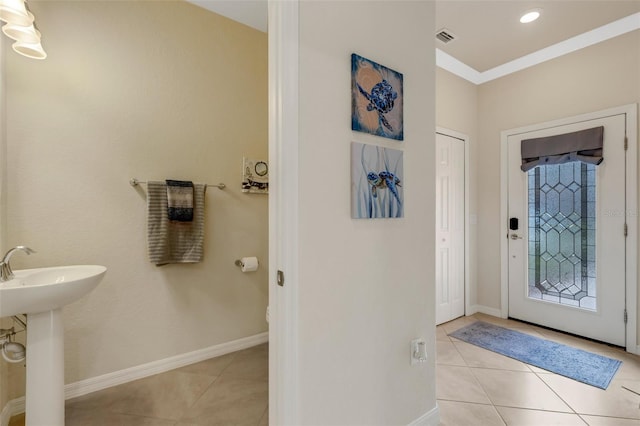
[129,178,225,190]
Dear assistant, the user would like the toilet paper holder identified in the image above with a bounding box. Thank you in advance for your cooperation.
[234,257,259,272]
[234,258,258,268]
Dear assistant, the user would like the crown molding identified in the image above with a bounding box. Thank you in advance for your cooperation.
[437,12,640,85]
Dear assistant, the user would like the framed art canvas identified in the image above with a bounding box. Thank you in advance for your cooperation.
[351,53,404,141]
[351,142,404,219]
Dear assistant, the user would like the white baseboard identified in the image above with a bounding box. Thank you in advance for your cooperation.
[468,304,503,318]
[0,332,268,425]
[408,404,439,426]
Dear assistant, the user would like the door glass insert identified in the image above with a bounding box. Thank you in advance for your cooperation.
[527,162,596,310]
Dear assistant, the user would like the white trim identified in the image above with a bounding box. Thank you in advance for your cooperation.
[468,304,503,319]
[407,405,439,426]
[500,104,638,352]
[500,131,509,319]
[624,104,638,355]
[436,127,471,321]
[0,333,268,423]
[268,0,299,424]
[435,49,481,85]
[66,332,268,399]
[437,12,640,85]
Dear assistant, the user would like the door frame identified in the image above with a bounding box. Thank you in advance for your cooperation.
[436,127,471,320]
[499,104,638,353]
[268,0,299,423]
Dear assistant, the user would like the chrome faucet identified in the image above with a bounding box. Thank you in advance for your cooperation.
[0,246,35,282]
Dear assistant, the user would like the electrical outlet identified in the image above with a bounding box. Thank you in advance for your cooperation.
[410,338,427,365]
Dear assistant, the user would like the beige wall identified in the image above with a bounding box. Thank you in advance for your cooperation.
[3,0,268,399]
[476,30,640,322]
[436,68,479,139]
[297,1,436,423]
[435,68,479,309]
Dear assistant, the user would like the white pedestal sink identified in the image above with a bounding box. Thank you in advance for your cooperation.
[0,265,107,426]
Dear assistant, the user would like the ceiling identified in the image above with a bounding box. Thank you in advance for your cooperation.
[189,0,640,82]
[187,0,268,32]
[435,0,640,72]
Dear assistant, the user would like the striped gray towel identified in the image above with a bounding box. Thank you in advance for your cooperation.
[147,181,206,265]
[166,179,194,222]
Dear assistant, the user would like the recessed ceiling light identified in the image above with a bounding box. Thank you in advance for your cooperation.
[520,9,542,24]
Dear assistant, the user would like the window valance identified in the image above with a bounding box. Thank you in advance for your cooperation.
[520,126,604,172]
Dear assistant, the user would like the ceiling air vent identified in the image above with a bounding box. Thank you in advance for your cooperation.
[436,28,456,44]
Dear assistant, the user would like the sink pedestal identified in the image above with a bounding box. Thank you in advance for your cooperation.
[0,264,107,424]
[25,309,65,426]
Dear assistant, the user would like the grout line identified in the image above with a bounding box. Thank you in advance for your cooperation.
[466,366,499,408]
[621,385,640,396]
[179,353,241,419]
[493,404,580,415]
[256,404,269,426]
[576,413,592,426]
[494,405,589,425]
[435,397,494,406]
[527,358,580,416]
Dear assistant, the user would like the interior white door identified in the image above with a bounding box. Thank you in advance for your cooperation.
[507,114,627,346]
[436,132,465,325]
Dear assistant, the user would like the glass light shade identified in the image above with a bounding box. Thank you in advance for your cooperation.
[2,17,40,43]
[0,0,32,26]
[12,39,46,59]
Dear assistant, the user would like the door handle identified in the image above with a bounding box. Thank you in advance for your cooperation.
[510,233,523,240]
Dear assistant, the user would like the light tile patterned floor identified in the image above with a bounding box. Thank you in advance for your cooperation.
[437,313,640,426]
[9,344,268,426]
[9,314,640,425]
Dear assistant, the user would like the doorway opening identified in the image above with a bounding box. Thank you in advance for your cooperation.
[500,104,638,352]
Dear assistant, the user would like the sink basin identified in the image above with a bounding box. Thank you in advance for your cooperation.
[0,265,106,317]
[0,264,106,425]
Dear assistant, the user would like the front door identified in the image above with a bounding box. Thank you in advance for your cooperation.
[507,113,627,346]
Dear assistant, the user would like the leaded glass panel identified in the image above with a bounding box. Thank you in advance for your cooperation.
[527,162,596,310]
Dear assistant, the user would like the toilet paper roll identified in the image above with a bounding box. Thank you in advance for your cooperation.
[240,257,259,272]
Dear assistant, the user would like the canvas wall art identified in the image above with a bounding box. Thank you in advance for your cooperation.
[351,142,404,219]
[242,157,269,194]
[351,53,404,141]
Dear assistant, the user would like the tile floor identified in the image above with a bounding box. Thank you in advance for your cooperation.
[9,343,268,426]
[9,314,640,425]
[437,313,640,425]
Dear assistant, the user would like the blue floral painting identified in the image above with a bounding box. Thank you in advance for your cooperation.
[351,142,404,219]
[351,53,403,141]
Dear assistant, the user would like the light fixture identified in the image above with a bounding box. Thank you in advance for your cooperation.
[3,24,40,43]
[0,0,47,60]
[2,10,39,43]
[0,0,32,26]
[520,9,542,24]
[13,39,46,59]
